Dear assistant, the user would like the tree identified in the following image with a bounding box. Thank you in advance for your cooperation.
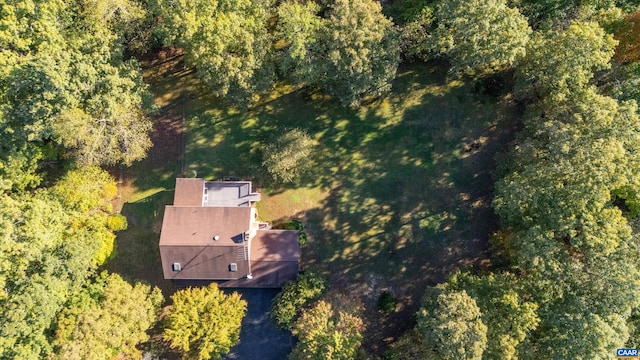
[262,128,314,183]
[386,329,431,360]
[0,191,102,358]
[535,312,627,359]
[270,271,326,329]
[0,168,125,359]
[445,272,539,360]
[53,166,119,265]
[277,0,400,106]
[289,300,364,360]
[491,16,640,354]
[0,192,71,359]
[276,0,324,81]
[0,0,67,79]
[155,0,275,102]
[163,283,247,360]
[0,143,43,191]
[494,88,640,235]
[0,0,153,176]
[416,288,487,360]
[515,21,617,101]
[428,0,531,75]
[509,0,624,28]
[52,272,163,360]
[53,166,117,213]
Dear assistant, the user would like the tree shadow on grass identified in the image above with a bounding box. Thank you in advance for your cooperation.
[103,190,177,297]
[180,63,445,192]
[273,77,522,355]
[124,54,522,356]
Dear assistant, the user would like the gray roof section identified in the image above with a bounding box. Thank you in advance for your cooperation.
[204,181,260,207]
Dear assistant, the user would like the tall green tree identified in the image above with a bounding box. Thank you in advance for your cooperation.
[270,271,326,329]
[0,192,71,359]
[428,0,531,75]
[490,15,640,356]
[416,288,488,360]
[0,0,153,187]
[52,166,120,265]
[155,0,275,102]
[445,272,539,359]
[516,21,617,101]
[0,196,99,359]
[494,88,640,237]
[52,272,163,360]
[262,128,314,183]
[0,167,121,359]
[276,0,324,81]
[164,283,247,360]
[289,300,364,360]
[0,0,67,79]
[509,0,629,29]
[277,0,400,106]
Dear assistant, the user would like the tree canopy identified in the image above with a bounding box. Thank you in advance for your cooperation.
[277,0,400,106]
[5,1,640,359]
[52,272,163,360]
[0,167,141,359]
[429,0,531,75]
[271,271,326,329]
[516,21,617,100]
[155,0,275,102]
[262,128,314,183]
[416,288,488,360]
[0,0,153,190]
[163,283,247,360]
[488,13,640,359]
[289,300,364,360]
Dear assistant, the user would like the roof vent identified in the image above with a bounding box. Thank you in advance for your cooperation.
[172,263,181,271]
[213,235,220,241]
[229,263,238,272]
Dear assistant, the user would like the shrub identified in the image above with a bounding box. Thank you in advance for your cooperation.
[270,272,326,329]
[377,291,398,315]
[106,214,128,231]
[262,129,313,183]
[285,219,308,245]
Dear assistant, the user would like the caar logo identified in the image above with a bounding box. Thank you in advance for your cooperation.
[617,348,639,358]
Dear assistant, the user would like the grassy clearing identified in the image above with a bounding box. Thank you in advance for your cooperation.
[104,52,519,355]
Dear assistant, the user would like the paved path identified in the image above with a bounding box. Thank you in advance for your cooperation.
[224,288,294,360]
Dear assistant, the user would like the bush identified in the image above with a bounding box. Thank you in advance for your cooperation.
[377,291,398,315]
[106,214,128,231]
[285,219,308,245]
[270,272,326,329]
[262,129,313,183]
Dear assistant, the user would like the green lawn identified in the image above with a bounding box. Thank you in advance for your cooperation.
[104,53,519,353]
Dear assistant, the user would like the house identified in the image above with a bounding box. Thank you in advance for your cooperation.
[159,178,300,288]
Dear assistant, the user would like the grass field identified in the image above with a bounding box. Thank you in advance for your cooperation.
[104,51,520,355]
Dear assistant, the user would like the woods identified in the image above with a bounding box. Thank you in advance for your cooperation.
[3,0,640,359]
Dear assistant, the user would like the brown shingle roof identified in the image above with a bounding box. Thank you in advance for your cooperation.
[251,230,300,262]
[160,245,250,280]
[217,261,299,288]
[159,179,300,286]
[174,178,204,206]
[159,206,252,246]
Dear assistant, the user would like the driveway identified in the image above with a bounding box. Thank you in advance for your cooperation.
[223,288,294,360]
